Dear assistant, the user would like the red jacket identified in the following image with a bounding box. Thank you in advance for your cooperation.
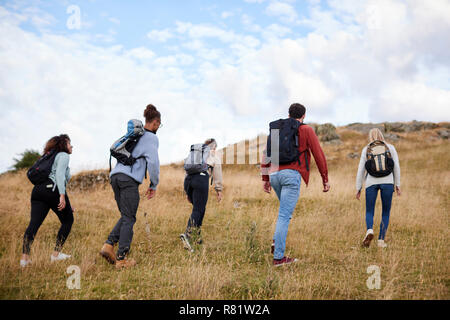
[261,124,328,186]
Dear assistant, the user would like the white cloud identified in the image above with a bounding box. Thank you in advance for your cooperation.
[108,17,120,25]
[221,11,234,19]
[1,1,450,173]
[147,28,174,42]
[125,47,155,60]
[374,81,450,122]
[244,0,266,3]
[265,1,298,23]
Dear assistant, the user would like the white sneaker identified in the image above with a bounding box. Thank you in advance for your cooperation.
[180,234,194,252]
[20,259,32,267]
[50,252,71,262]
[377,240,388,248]
[362,229,374,247]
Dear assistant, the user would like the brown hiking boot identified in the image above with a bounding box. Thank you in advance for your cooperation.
[115,258,136,269]
[100,243,116,264]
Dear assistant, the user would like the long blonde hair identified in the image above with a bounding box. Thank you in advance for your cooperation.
[368,128,385,143]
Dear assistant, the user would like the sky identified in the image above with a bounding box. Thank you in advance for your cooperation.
[1,0,449,173]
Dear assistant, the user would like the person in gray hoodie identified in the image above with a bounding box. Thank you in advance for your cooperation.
[100,104,161,269]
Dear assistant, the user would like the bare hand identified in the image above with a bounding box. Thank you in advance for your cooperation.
[58,195,66,211]
[216,191,223,202]
[323,182,330,193]
[263,181,271,193]
[146,188,156,200]
[396,186,402,196]
[356,191,361,200]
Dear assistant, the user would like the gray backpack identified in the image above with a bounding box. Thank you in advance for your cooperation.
[109,119,146,174]
[184,144,210,175]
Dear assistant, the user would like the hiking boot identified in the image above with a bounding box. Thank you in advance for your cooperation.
[115,258,136,269]
[362,229,374,248]
[271,240,275,254]
[180,233,194,252]
[273,256,298,267]
[100,243,116,264]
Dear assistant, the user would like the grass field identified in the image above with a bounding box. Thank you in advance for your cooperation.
[0,127,448,300]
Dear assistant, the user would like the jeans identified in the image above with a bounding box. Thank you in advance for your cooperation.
[365,184,394,240]
[23,179,74,254]
[107,173,140,259]
[184,172,209,236]
[270,169,301,260]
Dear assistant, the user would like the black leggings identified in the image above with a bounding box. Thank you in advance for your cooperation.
[22,180,74,254]
[184,173,209,234]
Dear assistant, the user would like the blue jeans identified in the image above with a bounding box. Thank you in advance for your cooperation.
[365,184,394,240]
[270,169,301,260]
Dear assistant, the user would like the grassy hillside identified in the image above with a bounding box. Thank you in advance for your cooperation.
[0,126,448,299]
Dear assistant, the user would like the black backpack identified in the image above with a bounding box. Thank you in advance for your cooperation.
[365,140,394,177]
[266,118,308,169]
[27,150,58,185]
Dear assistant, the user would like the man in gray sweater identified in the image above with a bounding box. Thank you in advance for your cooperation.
[100,104,161,269]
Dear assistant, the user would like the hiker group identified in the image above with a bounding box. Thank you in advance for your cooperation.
[20,103,401,269]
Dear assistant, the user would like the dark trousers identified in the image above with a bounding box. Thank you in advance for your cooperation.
[23,179,74,254]
[184,173,209,235]
[365,184,394,240]
[106,173,140,259]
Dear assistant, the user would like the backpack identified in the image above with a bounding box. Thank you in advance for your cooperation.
[266,118,308,170]
[365,140,394,177]
[184,144,210,175]
[109,119,146,174]
[27,149,58,185]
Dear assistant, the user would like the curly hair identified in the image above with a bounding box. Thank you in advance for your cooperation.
[43,134,71,155]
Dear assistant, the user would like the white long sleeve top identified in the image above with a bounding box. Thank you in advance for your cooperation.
[355,143,401,191]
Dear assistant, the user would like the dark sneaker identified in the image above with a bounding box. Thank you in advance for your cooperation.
[273,256,298,267]
[271,240,275,254]
[180,233,194,252]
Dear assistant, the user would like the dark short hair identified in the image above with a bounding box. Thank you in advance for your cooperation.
[289,103,306,119]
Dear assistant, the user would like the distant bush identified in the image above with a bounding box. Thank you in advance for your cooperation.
[12,149,41,171]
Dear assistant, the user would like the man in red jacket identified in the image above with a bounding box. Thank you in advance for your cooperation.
[261,103,330,266]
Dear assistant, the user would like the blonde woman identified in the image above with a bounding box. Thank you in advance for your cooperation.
[356,128,401,248]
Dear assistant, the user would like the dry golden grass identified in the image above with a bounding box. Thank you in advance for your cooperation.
[0,128,448,300]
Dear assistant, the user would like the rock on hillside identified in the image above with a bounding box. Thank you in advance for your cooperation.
[68,170,109,191]
[346,120,445,134]
[384,120,439,133]
[309,123,341,144]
